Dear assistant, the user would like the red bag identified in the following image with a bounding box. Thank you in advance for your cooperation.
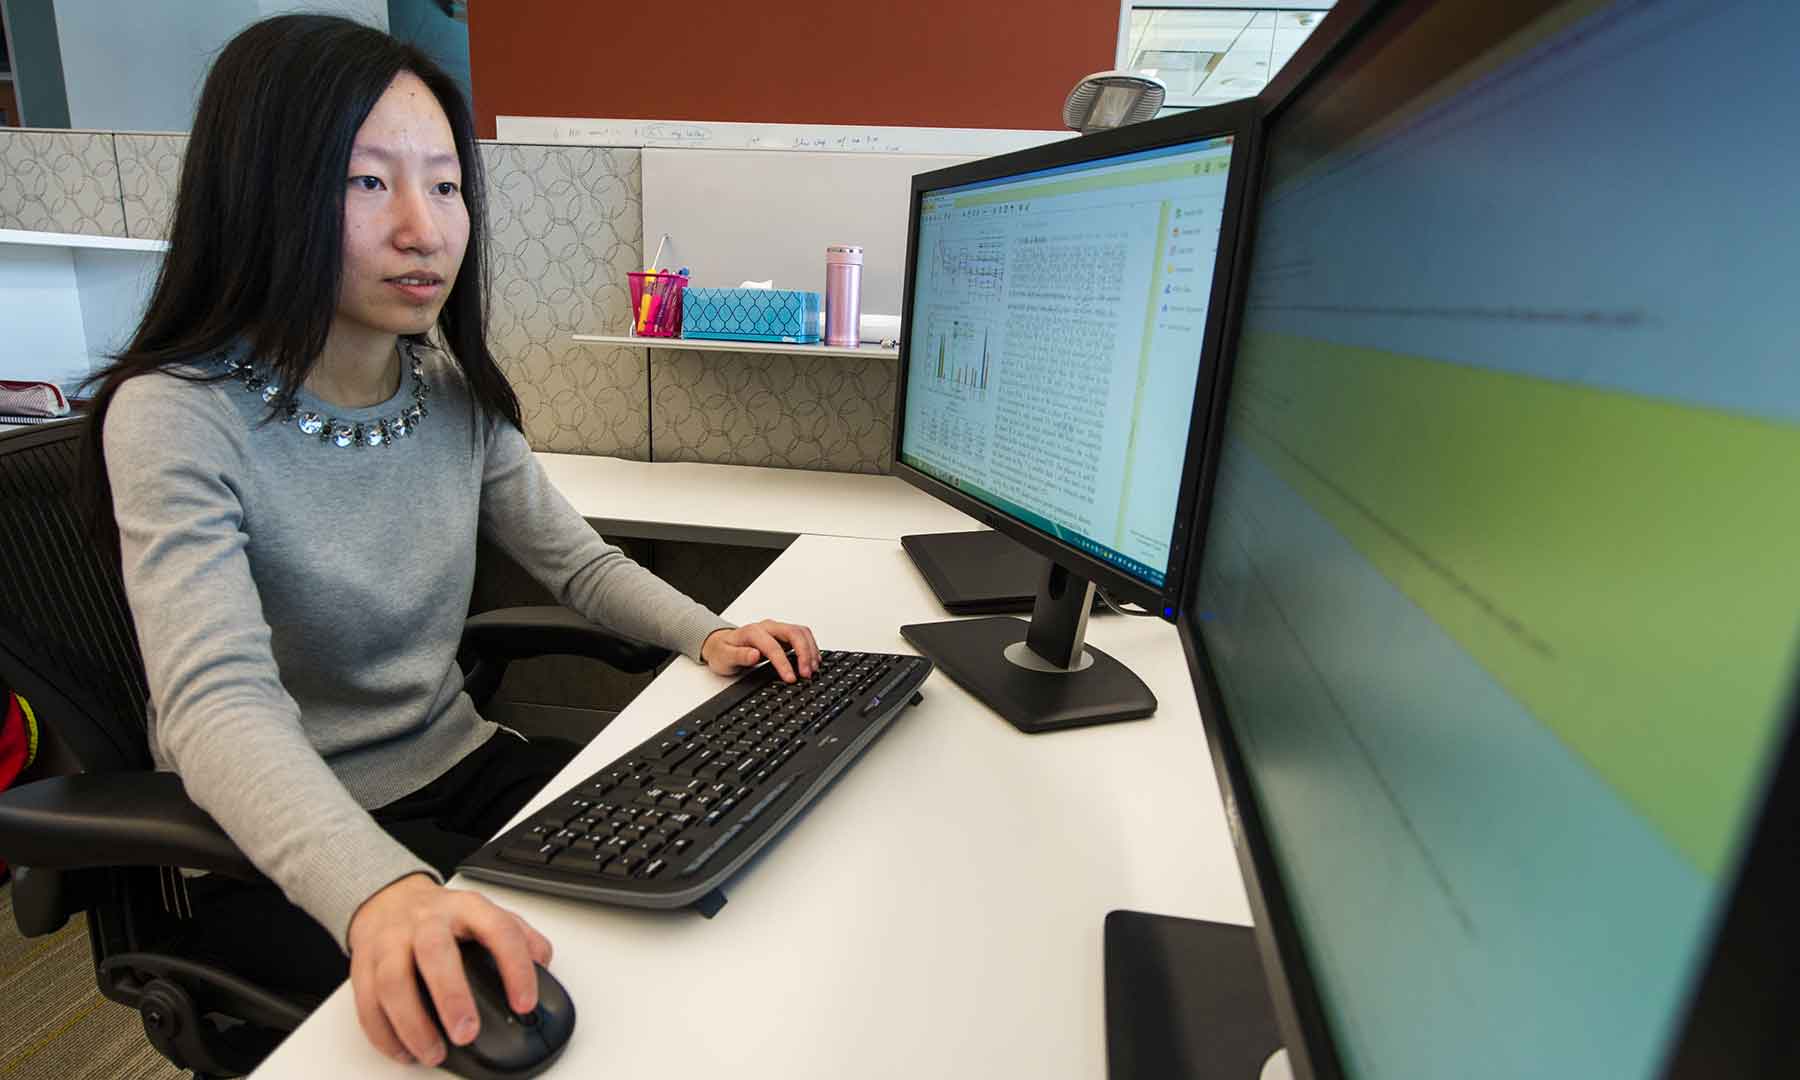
[0,691,40,882]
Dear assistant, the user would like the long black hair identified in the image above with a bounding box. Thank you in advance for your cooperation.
[79,14,521,549]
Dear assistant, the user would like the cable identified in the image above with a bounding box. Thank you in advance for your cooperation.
[1097,589,1158,618]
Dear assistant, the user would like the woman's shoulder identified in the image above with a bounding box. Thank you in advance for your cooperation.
[105,358,245,452]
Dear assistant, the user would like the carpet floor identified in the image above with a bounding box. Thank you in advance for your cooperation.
[0,880,184,1080]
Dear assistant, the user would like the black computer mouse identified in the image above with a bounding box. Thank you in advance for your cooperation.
[420,939,576,1079]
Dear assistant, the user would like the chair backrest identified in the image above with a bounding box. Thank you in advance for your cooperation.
[0,420,152,774]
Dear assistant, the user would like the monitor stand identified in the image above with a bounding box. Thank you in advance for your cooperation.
[900,560,1155,734]
[1104,911,1286,1080]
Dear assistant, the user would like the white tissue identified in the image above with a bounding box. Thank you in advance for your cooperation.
[737,280,774,289]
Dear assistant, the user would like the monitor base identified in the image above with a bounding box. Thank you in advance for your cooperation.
[901,529,1104,615]
[1104,911,1285,1080]
[899,616,1155,734]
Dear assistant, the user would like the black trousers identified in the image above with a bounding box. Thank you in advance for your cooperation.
[173,731,580,1002]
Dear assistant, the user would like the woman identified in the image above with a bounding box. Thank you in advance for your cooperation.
[80,14,818,1069]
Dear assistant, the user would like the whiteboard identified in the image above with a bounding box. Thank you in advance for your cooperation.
[642,148,966,320]
[496,116,1071,156]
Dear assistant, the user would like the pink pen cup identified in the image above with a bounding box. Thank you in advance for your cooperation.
[628,271,687,337]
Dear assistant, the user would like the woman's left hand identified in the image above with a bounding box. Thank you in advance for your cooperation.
[701,619,821,683]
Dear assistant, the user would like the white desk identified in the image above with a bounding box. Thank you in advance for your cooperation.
[535,452,981,547]
[254,534,1250,1079]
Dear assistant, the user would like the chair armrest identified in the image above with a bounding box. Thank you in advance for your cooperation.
[0,773,260,880]
[460,605,672,674]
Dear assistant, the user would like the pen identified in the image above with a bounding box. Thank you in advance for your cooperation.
[636,235,671,335]
[642,271,664,335]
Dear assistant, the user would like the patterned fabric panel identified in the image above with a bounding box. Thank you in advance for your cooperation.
[480,143,650,458]
[650,348,896,474]
[116,134,186,241]
[0,130,126,236]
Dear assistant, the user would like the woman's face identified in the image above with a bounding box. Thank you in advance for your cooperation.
[333,71,470,346]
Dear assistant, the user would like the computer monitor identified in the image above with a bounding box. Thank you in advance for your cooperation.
[892,103,1255,733]
[1170,0,1800,1076]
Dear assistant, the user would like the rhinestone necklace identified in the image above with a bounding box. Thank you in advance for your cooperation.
[224,342,431,449]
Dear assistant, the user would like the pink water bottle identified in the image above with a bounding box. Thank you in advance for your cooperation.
[824,244,863,348]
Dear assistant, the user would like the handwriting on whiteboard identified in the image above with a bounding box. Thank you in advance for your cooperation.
[495,116,1071,157]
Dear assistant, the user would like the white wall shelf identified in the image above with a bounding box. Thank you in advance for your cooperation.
[2,229,165,385]
[572,333,898,360]
[0,228,169,253]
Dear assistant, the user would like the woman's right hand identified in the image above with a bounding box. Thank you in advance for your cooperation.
[345,873,554,1066]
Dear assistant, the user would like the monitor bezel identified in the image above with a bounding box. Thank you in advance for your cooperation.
[890,99,1260,618]
[1177,0,1800,1076]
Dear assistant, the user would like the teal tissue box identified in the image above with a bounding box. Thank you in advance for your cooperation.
[681,288,822,344]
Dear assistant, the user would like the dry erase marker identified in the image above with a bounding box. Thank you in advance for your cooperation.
[642,272,664,334]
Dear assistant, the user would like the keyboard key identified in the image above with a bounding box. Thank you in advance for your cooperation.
[640,858,668,879]
[552,850,604,874]
[600,858,631,879]
[501,841,558,865]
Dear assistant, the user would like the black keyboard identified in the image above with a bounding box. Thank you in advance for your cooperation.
[459,649,932,912]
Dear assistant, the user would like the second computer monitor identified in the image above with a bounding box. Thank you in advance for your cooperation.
[893,106,1253,732]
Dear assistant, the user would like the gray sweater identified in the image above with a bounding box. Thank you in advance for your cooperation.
[105,344,731,947]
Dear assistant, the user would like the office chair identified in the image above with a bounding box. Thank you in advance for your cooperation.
[0,419,670,1078]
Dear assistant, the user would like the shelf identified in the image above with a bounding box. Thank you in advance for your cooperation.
[0,228,168,253]
[572,333,897,359]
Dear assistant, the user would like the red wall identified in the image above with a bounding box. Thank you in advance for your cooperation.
[467,2,1120,139]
